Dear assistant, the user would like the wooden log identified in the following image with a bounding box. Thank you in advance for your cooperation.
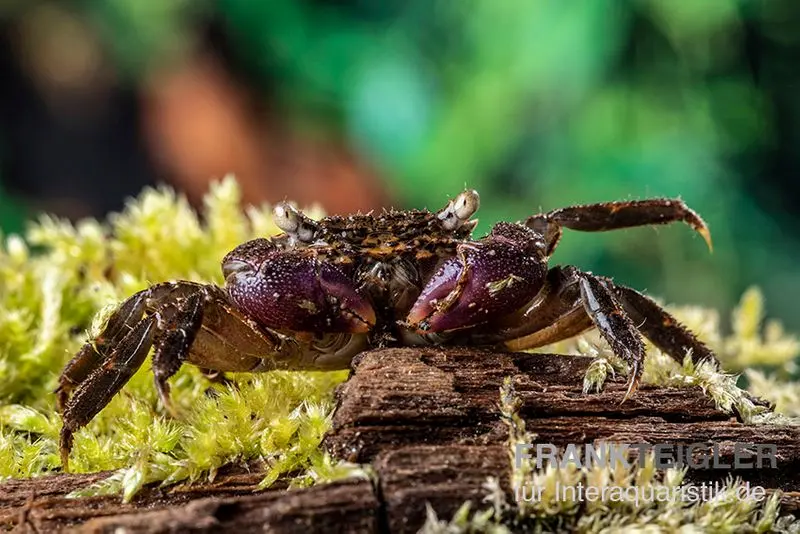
[1,473,378,533]
[2,348,799,533]
[374,445,509,534]
[327,350,800,480]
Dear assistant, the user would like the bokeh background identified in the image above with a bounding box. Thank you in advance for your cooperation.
[0,0,798,330]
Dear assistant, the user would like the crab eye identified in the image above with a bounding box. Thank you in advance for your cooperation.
[438,190,480,230]
[453,190,480,219]
[273,202,316,242]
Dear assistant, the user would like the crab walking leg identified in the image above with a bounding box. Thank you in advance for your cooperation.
[502,309,592,352]
[479,266,646,400]
[60,318,157,471]
[526,198,712,255]
[152,292,205,417]
[609,283,719,367]
[58,281,370,468]
[577,271,647,400]
[56,292,148,411]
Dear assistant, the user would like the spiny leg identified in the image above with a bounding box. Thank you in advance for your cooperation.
[526,198,712,255]
[56,292,148,411]
[58,282,207,469]
[602,283,775,410]
[608,283,718,367]
[60,318,156,470]
[57,282,205,412]
[504,308,592,352]
[152,292,205,417]
[576,270,646,400]
[58,269,372,469]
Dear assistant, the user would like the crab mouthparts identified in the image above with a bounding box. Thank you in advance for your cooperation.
[318,276,376,333]
[337,304,376,333]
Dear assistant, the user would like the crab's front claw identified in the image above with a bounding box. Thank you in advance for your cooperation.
[406,223,547,332]
[224,245,375,333]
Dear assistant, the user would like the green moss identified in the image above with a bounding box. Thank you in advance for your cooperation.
[424,288,800,532]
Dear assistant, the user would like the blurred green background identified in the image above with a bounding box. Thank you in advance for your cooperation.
[1,0,799,330]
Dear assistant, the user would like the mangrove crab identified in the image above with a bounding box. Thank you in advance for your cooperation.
[57,190,717,468]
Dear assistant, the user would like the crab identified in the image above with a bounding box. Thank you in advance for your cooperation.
[57,190,718,469]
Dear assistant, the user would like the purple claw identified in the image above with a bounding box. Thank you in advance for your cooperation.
[406,223,546,332]
[223,241,375,333]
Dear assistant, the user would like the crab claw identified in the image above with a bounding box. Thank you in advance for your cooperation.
[406,223,547,332]
[223,241,375,333]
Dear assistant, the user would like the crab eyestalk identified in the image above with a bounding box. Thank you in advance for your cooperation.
[273,201,318,243]
[406,222,547,332]
[437,189,480,231]
[223,241,376,333]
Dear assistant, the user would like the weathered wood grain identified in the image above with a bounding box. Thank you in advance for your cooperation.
[1,474,377,533]
[3,348,798,533]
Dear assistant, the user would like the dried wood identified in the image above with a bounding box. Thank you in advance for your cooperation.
[3,348,799,533]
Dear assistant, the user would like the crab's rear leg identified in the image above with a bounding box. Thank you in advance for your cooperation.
[482,270,724,395]
[606,287,773,411]
[59,278,369,470]
[608,283,718,367]
[58,282,210,470]
[576,271,646,400]
[526,198,713,255]
[151,291,205,417]
[126,282,368,412]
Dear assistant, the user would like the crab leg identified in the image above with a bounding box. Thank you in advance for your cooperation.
[152,291,205,417]
[526,198,712,255]
[609,283,718,366]
[60,317,157,470]
[58,283,214,470]
[472,265,722,398]
[56,292,148,411]
[577,271,646,400]
[467,266,646,400]
[57,278,369,470]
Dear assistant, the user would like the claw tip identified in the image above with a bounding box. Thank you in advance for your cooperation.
[698,226,713,252]
[620,374,640,405]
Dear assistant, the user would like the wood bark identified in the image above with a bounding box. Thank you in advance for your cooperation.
[3,348,799,533]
